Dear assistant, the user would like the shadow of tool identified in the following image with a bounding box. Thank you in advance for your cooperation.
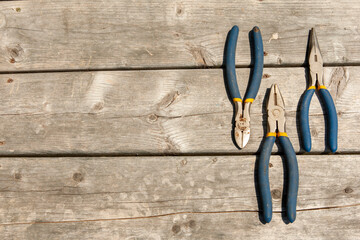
[296,29,312,154]
[222,27,259,149]
[279,147,292,224]
[254,87,270,224]
[222,28,239,149]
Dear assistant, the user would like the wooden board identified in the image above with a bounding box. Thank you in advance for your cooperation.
[0,1,358,238]
[0,66,357,155]
[0,0,359,71]
[2,207,360,240]
[0,155,359,238]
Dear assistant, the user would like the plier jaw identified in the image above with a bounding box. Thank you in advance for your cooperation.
[308,28,324,87]
[266,84,286,134]
[234,100,251,148]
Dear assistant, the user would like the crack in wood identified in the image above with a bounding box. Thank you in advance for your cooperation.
[1,203,359,226]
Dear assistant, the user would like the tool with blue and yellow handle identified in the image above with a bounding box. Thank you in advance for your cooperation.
[224,25,264,148]
[258,84,299,223]
[300,28,338,152]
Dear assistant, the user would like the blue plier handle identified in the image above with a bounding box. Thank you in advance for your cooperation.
[225,25,264,102]
[259,134,298,223]
[300,86,338,152]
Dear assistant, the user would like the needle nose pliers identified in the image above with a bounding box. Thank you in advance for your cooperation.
[300,28,338,152]
[224,25,264,148]
[258,84,299,223]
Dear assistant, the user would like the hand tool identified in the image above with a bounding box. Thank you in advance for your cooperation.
[258,84,299,223]
[300,28,338,152]
[224,25,264,148]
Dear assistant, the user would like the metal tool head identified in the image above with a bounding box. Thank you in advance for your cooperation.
[267,84,286,133]
[234,101,251,148]
[308,28,324,86]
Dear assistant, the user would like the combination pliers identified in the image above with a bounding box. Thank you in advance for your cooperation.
[258,84,299,223]
[300,28,338,152]
[224,25,264,148]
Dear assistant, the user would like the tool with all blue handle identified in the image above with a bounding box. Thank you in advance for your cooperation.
[300,28,338,152]
[224,25,264,148]
[258,84,299,223]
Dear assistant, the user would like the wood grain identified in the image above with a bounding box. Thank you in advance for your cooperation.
[0,155,359,239]
[0,0,359,71]
[0,66,357,155]
[2,207,360,240]
[0,1,358,239]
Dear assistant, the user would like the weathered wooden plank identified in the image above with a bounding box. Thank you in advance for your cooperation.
[2,207,359,239]
[0,0,359,71]
[0,66,357,154]
[0,155,359,239]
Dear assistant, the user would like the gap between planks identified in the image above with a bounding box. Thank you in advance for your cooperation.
[0,62,359,75]
[1,151,360,158]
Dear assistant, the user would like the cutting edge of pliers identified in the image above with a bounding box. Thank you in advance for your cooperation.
[300,28,338,152]
[224,25,264,148]
[258,84,299,223]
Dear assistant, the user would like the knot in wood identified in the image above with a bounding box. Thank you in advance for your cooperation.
[311,128,318,137]
[263,73,271,79]
[14,172,22,180]
[147,114,158,123]
[73,172,84,182]
[344,187,353,194]
[172,224,181,234]
[271,189,281,199]
[175,4,184,16]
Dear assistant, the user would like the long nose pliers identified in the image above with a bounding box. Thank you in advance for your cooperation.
[300,28,338,152]
[224,26,264,148]
[258,84,299,223]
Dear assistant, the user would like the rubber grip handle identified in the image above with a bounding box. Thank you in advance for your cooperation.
[299,88,315,152]
[319,88,338,152]
[279,136,299,223]
[224,25,241,100]
[244,26,264,101]
[258,136,275,223]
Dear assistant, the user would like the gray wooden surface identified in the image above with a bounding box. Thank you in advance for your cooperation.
[2,206,359,240]
[0,0,359,239]
[0,155,359,239]
[0,0,359,71]
[0,66,358,155]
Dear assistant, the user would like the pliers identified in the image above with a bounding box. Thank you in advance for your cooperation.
[258,84,299,223]
[300,28,338,152]
[224,25,264,148]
